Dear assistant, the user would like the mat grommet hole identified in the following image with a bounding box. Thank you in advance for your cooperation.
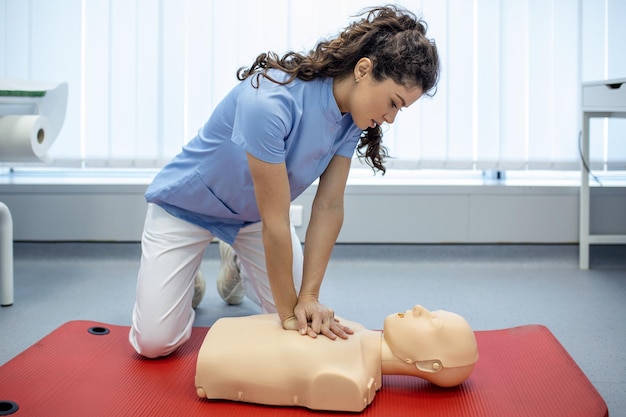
[0,400,19,416]
[88,326,110,335]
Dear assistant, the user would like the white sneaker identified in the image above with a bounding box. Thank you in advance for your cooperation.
[216,241,244,305]
[192,270,206,309]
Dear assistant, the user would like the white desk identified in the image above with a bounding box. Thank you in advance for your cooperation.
[579,78,626,269]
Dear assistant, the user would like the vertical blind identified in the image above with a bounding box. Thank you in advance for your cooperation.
[1,0,625,170]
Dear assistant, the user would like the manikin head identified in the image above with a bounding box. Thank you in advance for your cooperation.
[383,305,479,387]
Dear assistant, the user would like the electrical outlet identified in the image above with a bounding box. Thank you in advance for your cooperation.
[289,205,303,227]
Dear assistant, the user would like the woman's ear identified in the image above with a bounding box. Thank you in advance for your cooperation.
[354,57,372,82]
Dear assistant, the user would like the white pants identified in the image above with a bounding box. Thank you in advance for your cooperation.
[129,203,303,358]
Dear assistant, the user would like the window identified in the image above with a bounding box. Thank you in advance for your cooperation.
[1,0,625,170]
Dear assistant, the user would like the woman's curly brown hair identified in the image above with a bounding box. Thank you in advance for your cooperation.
[237,5,440,173]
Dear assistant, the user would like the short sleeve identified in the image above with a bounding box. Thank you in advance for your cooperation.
[231,80,295,164]
[336,133,360,158]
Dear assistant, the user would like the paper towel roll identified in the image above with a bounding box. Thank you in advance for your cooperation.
[0,115,52,162]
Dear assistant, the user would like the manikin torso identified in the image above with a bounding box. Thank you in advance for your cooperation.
[195,314,382,412]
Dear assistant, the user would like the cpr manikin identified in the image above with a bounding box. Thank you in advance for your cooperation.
[195,305,479,412]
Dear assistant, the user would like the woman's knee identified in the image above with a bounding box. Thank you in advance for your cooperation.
[130,315,194,358]
[131,335,174,359]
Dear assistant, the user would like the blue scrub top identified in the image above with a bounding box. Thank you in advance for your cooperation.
[145,70,362,245]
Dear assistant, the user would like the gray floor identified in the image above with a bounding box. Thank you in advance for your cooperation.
[1,242,625,415]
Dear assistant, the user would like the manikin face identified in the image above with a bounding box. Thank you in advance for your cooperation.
[341,58,424,131]
[383,305,478,369]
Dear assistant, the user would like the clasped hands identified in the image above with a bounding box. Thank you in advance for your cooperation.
[282,295,353,340]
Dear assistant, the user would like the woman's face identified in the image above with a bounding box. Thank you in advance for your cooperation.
[340,58,423,130]
[351,76,423,130]
[384,305,478,368]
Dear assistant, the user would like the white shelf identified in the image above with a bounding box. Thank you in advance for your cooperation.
[579,78,626,269]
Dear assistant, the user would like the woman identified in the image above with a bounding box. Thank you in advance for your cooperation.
[129,5,440,358]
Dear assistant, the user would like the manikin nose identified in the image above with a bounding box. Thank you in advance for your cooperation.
[412,305,431,317]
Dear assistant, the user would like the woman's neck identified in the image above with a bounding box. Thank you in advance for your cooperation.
[332,75,352,114]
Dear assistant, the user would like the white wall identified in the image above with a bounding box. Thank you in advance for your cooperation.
[1,179,624,243]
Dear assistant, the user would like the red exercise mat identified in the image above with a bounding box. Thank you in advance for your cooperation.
[0,321,608,417]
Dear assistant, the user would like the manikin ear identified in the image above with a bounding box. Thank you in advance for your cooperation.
[354,57,372,81]
[415,360,443,373]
